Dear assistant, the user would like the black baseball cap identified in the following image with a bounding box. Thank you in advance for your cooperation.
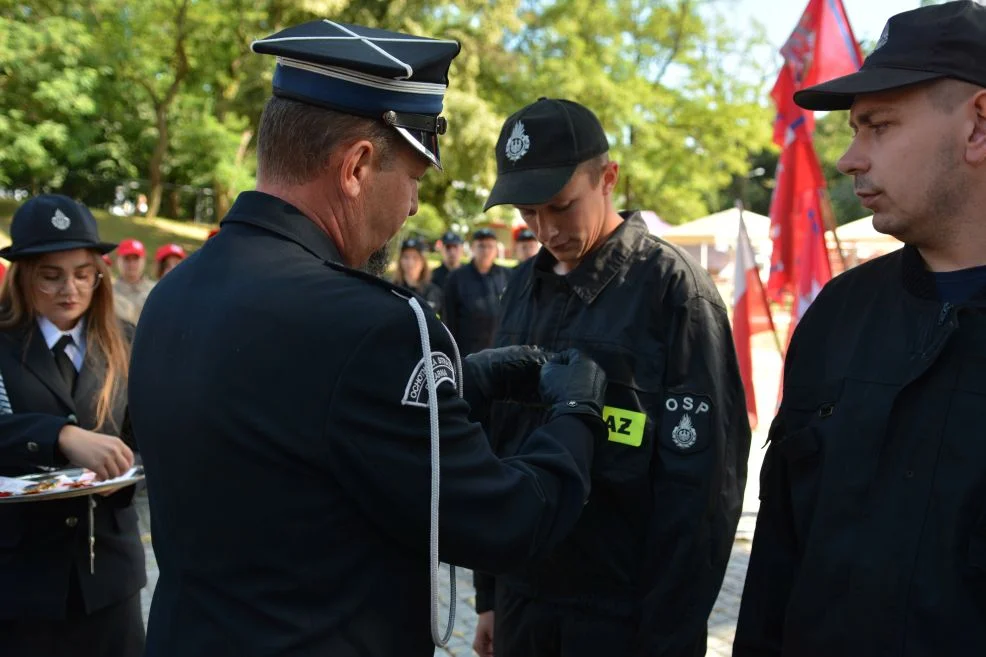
[484,98,609,211]
[0,194,116,261]
[401,237,426,252]
[795,1,986,111]
[472,228,497,241]
[515,228,537,242]
[440,230,463,246]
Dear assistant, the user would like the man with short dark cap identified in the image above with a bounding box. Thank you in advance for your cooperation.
[432,229,464,288]
[472,97,751,657]
[127,21,610,657]
[735,3,986,656]
[513,227,539,263]
[442,227,510,355]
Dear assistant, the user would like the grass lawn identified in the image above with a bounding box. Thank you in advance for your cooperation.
[0,198,217,275]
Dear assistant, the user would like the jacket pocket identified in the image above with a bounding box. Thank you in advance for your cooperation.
[771,380,843,548]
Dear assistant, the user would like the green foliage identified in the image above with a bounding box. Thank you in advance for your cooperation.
[1,0,777,227]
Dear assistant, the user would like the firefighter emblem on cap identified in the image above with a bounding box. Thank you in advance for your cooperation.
[505,121,530,162]
[51,209,71,231]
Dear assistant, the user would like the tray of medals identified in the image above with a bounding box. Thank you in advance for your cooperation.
[0,466,144,503]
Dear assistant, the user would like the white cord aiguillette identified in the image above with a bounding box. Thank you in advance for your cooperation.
[406,296,462,648]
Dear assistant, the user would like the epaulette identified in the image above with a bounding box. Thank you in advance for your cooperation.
[322,259,413,301]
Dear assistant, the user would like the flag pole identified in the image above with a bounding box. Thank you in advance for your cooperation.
[819,187,849,271]
[735,199,785,360]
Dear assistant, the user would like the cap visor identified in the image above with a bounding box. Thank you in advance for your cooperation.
[0,240,118,261]
[483,164,577,212]
[794,67,944,111]
[394,126,442,170]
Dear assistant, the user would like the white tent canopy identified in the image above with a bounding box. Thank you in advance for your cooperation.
[835,215,901,244]
[661,207,771,249]
[661,207,772,274]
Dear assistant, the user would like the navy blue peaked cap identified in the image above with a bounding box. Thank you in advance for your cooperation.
[252,20,461,169]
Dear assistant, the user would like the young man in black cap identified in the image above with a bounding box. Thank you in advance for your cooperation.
[431,229,464,289]
[442,227,511,355]
[735,3,986,655]
[128,21,610,657]
[513,228,540,263]
[473,97,751,657]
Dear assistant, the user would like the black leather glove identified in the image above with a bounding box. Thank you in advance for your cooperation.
[463,345,549,424]
[538,348,607,425]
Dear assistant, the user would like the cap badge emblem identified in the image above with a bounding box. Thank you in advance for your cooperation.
[51,209,71,231]
[505,121,530,162]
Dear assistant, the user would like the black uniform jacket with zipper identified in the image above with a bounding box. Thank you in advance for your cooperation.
[476,212,751,656]
[735,244,986,657]
[127,191,597,657]
[0,321,145,620]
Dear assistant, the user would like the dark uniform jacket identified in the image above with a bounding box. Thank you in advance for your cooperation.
[431,262,455,289]
[409,280,443,317]
[0,322,145,620]
[128,191,596,657]
[735,245,986,657]
[442,261,510,355]
[477,212,751,656]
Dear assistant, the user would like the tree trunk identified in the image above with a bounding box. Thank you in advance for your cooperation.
[168,187,182,219]
[145,106,169,219]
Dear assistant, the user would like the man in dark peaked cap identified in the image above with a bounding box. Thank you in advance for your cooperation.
[128,19,609,657]
[736,2,986,655]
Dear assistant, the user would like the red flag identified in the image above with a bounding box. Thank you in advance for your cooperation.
[767,0,858,305]
[733,215,776,429]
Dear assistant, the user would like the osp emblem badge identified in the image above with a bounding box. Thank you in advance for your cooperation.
[51,209,71,231]
[671,413,698,450]
[505,121,530,162]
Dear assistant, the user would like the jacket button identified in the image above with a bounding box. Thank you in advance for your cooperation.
[26,441,39,453]
[67,414,78,424]
[65,517,79,528]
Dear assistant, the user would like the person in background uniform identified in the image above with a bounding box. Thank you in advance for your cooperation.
[154,243,186,280]
[128,21,609,657]
[393,237,442,315]
[472,98,751,657]
[0,194,145,657]
[431,229,463,288]
[735,4,986,656]
[0,260,6,285]
[513,227,540,264]
[442,227,510,355]
[113,238,154,322]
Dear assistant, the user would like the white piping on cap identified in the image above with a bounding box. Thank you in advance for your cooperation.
[275,57,446,95]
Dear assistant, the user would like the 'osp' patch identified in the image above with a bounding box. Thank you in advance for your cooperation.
[402,352,456,408]
[660,393,712,453]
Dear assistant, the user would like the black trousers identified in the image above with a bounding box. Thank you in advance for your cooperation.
[0,593,145,657]
[494,586,638,657]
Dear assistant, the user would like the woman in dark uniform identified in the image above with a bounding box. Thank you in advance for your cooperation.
[0,195,146,657]
[393,237,443,316]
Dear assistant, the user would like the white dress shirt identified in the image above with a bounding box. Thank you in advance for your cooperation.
[37,315,87,371]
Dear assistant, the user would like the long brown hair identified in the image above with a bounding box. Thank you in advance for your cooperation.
[393,247,432,288]
[0,252,129,431]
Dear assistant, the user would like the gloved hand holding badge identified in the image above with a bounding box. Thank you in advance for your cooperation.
[463,345,607,435]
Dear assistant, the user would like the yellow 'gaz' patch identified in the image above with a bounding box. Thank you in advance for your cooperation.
[603,406,646,447]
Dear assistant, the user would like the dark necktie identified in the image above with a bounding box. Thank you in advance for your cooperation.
[53,334,78,393]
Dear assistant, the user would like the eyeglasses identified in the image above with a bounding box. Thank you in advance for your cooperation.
[35,270,103,296]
